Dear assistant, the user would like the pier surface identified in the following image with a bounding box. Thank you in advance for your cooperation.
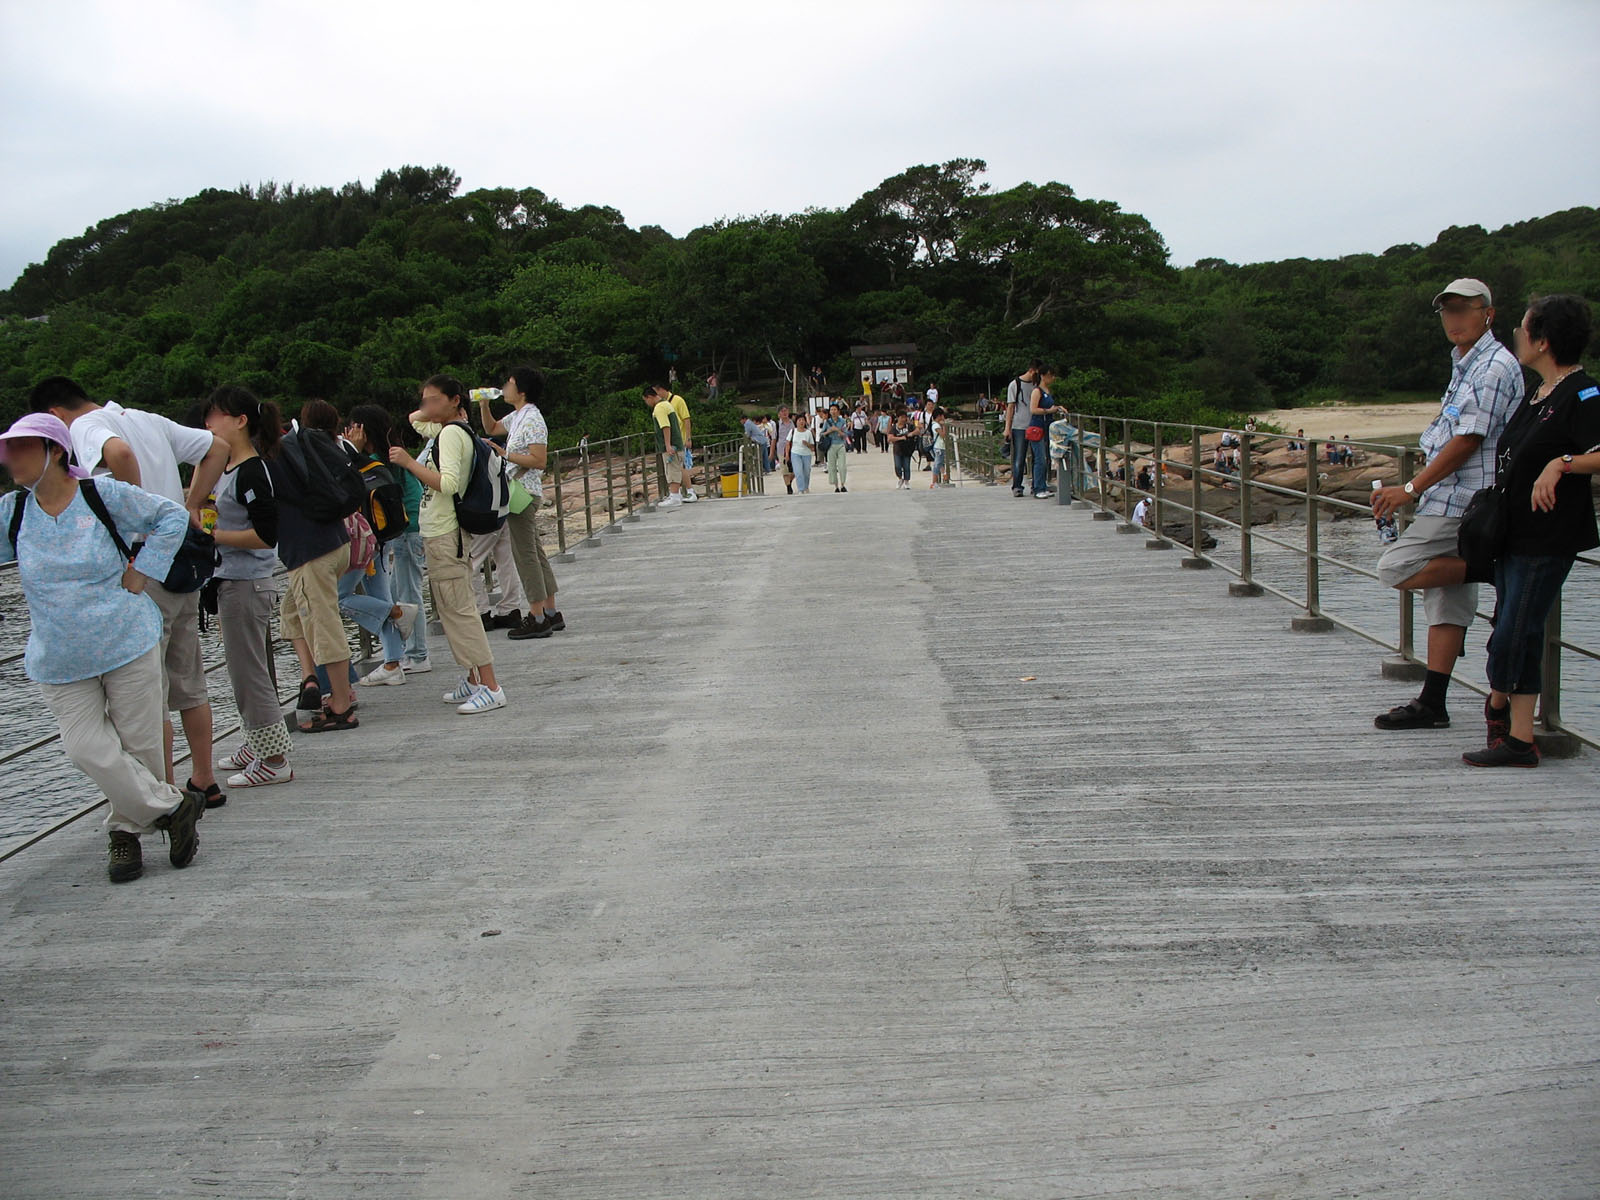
[2,454,1597,1198]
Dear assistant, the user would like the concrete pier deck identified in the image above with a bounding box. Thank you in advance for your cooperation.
[2,449,1597,1198]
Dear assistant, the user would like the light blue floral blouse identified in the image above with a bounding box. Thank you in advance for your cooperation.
[0,479,187,685]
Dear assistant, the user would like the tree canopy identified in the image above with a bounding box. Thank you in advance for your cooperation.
[2,160,1596,443]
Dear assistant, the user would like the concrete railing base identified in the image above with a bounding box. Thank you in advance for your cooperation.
[1292,615,1335,633]
[1380,655,1427,682]
[1228,581,1264,597]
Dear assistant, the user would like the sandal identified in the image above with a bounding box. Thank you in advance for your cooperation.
[303,705,359,733]
[297,675,321,710]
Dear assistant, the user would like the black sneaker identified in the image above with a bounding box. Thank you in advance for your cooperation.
[547,611,565,632]
[494,610,523,630]
[480,612,494,631]
[1484,697,1510,747]
[507,613,552,640]
[840,487,848,493]
[1013,489,1025,498]
[1374,699,1449,730]
[1463,738,1540,768]
[107,831,142,883]
[154,786,203,869]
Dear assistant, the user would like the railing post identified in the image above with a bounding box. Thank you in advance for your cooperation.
[1119,418,1137,529]
[1145,423,1170,548]
[581,444,594,539]
[1293,443,1334,631]
[604,438,616,526]
[624,438,638,521]
[1182,425,1210,569]
[1535,593,1579,756]
[1230,431,1263,594]
[550,449,575,563]
[1092,415,1115,521]
[1382,447,1426,680]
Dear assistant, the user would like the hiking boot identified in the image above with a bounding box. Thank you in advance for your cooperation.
[107,831,142,883]
[154,786,203,869]
[507,613,552,640]
[1484,697,1510,747]
[1374,699,1449,730]
[1462,738,1540,768]
[546,611,565,632]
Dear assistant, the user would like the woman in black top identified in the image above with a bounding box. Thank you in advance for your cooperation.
[1467,293,1599,768]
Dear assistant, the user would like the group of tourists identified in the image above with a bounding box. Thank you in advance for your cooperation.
[752,394,953,494]
[1369,281,1597,769]
[1,366,570,882]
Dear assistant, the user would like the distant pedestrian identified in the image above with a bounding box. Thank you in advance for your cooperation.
[889,414,916,488]
[1004,362,1042,497]
[1025,369,1061,498]
[775,406,796,494]
[646,384,687,507]
[789,413,816,493]
[928,407,948,489]
[706,371,719,401]
[740,411,771,478]
[822,403,849,492]
[0,413,204,882]
[478,366,563,640]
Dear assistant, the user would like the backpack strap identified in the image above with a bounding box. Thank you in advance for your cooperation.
[8,488,29,549]
[78,478,134,561]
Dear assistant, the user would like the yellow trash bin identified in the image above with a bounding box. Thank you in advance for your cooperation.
[719,464,740,498]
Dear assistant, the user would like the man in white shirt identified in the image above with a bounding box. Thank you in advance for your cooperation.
[1132,496,1152,528]
[32,376,231,806]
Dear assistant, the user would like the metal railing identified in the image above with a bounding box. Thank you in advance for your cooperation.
[954,413,1598,756]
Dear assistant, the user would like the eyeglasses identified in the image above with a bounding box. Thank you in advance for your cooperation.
[1434,302,1486,317]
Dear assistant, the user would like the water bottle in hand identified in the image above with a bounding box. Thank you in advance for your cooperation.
[1372,480,1397,544]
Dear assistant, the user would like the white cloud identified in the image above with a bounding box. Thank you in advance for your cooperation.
[2,0,1597,287]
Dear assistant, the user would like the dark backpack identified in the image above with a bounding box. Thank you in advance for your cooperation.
[429,421,510,535]
[277,428,366,523]
[354,455,408,543]
[9,479,218,593]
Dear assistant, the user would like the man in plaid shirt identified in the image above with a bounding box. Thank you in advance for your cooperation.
[1371,278,1524,730]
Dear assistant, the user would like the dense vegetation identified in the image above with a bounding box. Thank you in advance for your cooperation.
[2,161,1596,444]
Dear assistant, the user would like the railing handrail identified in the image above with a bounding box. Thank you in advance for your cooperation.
[953,411,1597,755]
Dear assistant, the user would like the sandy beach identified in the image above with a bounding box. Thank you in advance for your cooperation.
[1257,401,1439,443]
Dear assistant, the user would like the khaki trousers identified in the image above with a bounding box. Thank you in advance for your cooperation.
[39,646,184,835]
[424,534,494,672]
[506,496,557,608]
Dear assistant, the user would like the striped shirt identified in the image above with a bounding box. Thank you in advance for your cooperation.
[1417,330,1523,518]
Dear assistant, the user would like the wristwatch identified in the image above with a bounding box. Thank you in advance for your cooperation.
[1402,481,1416,497]
[1560,455,1574,472]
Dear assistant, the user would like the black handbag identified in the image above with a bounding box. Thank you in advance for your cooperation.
[1456,485,1508,584]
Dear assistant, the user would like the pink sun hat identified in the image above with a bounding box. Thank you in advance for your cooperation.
[0,413,91,478]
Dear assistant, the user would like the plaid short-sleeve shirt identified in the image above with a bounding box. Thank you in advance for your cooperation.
[1416,330,1524,518]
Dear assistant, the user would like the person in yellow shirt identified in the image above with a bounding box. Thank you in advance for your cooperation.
[667,389,696,502]
[389,375,508,714]
[644,384,685,510]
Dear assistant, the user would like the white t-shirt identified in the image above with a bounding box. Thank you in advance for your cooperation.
[1133,498,1152,526]
[790,427,816,456]
[502,403,548,495]
[70,401,214,505]
[925,387,939,406]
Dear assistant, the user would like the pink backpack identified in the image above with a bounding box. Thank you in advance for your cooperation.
[344,511,377,574]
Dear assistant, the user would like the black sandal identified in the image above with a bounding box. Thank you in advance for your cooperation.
[304,705,359,733]
[297,675,321,710]
[186,778,227,809]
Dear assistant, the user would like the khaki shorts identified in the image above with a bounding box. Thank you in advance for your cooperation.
[659,448,682,475]
[1376,514,1478,627]
[279,544,350,666]
[149,581,209,713]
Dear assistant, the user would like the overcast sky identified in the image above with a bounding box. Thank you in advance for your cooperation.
[2,0,1597,291]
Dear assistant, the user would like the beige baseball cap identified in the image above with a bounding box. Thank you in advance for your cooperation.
[1432,278,1493,308]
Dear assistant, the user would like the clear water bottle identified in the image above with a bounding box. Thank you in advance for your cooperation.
[470,387,503,404]
[1372,480,1397,543]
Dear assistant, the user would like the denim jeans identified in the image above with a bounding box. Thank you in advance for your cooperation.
[1009,431,1030,491]
[894,452,912,482]
[792,452,813,493]
[338,548,406,665]
[388,531,428,662]
[930,448,946,482]
[1486,553,1574,694]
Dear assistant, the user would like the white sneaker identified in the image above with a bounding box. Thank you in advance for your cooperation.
[402,656,432,674]
[442,677,476,703]
[457,685,507,715]
[682,489,698,503]
[390,602,419,641]
[359,662,407,687]
[228,758,294,788]
[217,744,257,772]
[656,494,683,510]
